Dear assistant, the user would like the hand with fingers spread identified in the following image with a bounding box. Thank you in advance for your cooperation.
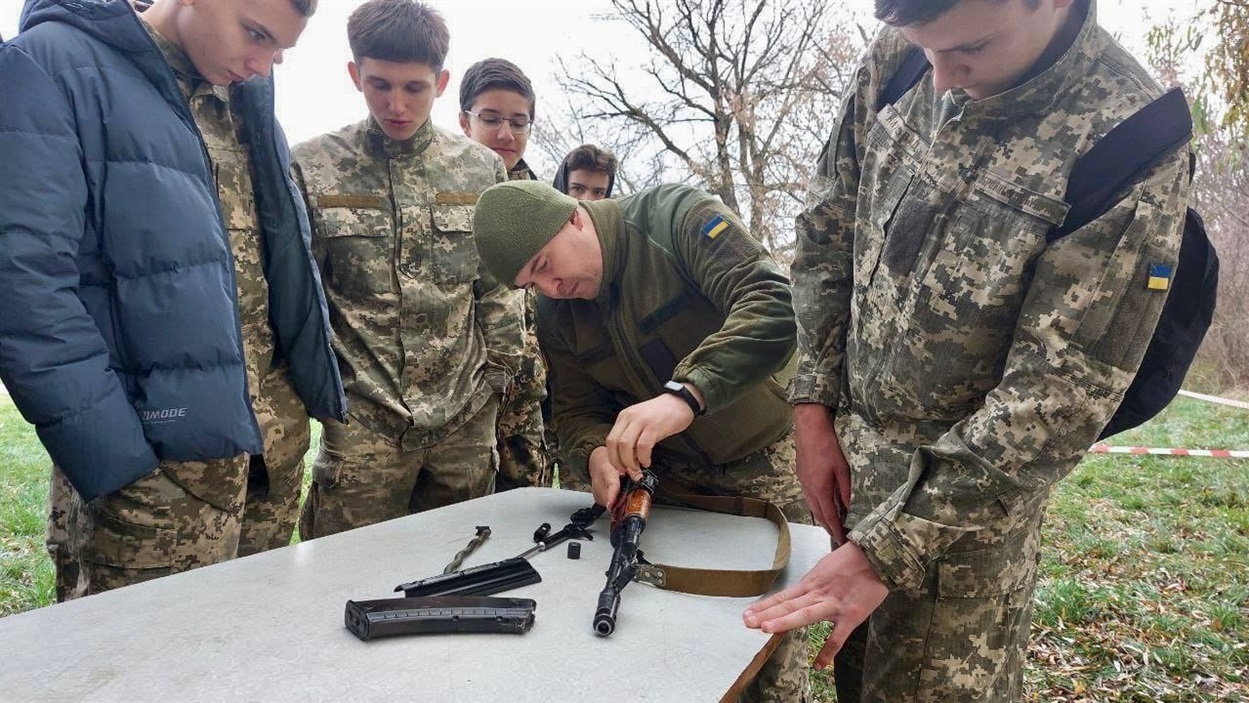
[741,542,888,669]
[603,390,700,478]
[793,403,852,543]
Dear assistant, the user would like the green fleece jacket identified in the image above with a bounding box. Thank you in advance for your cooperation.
[537,184,796,479]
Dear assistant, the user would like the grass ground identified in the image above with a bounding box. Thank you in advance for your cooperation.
[2,393,1245,699]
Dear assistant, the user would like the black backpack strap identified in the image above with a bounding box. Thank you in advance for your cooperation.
[876,46,930,112]
[1051,87,1192,241]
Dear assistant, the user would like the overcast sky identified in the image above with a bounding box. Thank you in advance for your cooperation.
[0,0,1212,173]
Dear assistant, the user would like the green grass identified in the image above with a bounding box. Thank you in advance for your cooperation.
[2,394,1246,700]
[0,401,55,615]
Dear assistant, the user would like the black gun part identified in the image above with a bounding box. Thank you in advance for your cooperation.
[345,596,537,641]
[396,556,540,598]
[593,471,659,637]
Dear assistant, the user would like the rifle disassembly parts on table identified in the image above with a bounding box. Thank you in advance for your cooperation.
[344,506,608,641]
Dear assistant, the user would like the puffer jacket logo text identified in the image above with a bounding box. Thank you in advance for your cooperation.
[139,407,188,423]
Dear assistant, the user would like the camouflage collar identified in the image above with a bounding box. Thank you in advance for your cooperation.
[135,6,226,102]
[364,117,435,160]
[948,0,1098,119]
[508,159,538,181]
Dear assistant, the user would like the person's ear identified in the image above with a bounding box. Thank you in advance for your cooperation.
[347,61,363,92]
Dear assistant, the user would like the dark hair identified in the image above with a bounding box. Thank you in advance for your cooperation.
[347,0,449,69]
[458,58,535,118]
[874,0,1037,27]
[288,0,318,17]
[563,144,618,177]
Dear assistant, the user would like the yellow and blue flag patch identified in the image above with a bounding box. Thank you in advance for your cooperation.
[1147,263,1172,291]
[701,215,730,240]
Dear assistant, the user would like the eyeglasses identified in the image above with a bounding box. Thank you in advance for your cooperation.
[464,110,533,135]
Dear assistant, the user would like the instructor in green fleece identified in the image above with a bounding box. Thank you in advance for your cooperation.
[473,180,811,703]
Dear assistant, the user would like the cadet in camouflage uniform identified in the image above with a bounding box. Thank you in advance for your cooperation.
[292,0,524,539]
[4,0,343,599]
[458,57,551,491]
[744,1,1191,701]
[474,181,812,703]
[141,7,316,560]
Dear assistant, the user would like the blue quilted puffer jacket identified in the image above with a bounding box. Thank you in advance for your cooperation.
[0,0,345,501]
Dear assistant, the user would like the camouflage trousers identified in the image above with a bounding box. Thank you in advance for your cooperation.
[299,396,500,539]
[660,433,813,703]
[47,454,249,601]
[832,509,1044,703]
[237,363,311,556]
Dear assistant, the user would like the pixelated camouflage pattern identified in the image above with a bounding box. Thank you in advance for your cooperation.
[507,159,537,182]
[743,630,812,703]
[237,358,311,555]
[495,287,551,490]
[299,396,499,539]
[292,119,522,458]
[790,2,1188,699]
[491,165,551,490]
[179,66,313,556]
[48,454,248,599]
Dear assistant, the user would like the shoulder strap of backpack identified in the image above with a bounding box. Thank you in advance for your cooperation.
[876,45,930,112]
[1051,87,1193,241]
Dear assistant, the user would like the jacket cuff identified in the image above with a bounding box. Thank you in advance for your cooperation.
[787,373,841,407]
[849,502,950,592]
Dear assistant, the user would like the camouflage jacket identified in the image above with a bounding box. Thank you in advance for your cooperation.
[539,184,796,479]
[293,119,522,448]
[504,157,547,408]
[791,0,1189,591]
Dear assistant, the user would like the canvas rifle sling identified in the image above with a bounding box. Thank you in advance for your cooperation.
[631,480,791,598]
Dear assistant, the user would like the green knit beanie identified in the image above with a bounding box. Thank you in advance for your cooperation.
[473,180,578,287]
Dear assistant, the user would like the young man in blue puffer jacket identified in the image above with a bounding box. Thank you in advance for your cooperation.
[0,0,346,599]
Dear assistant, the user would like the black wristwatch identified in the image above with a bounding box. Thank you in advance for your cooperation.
[662,380,705,416]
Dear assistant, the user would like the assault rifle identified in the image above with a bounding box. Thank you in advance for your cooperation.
[593,470,659,637]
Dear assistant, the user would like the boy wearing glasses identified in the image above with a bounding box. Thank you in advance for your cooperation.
[459,58,551,492]
[291,0,523,538]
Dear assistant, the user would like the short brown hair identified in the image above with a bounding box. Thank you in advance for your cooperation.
[563,144,618,177]
[875,0,1037,26]
[288,0,318,17]
[347,0,450,69]
[459,58,535,118]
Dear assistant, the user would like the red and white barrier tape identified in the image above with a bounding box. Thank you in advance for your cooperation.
[1177,389,1249,411]
[1088,444,1249,459]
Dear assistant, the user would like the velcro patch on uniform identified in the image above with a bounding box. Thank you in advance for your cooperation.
[1147,263,1172,291]
[435,192,480,205]
[316,194,389,209]
[701,214,730,240]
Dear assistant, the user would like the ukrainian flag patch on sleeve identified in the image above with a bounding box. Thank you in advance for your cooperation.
[1147,263,1172,291]
[701,215,730,240]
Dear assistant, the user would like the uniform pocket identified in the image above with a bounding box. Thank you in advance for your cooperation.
[937,529,1039,599]
[315,205,395,296]
[879,173,1068,415]
[83,473,178,570]
[428,204,478,284]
